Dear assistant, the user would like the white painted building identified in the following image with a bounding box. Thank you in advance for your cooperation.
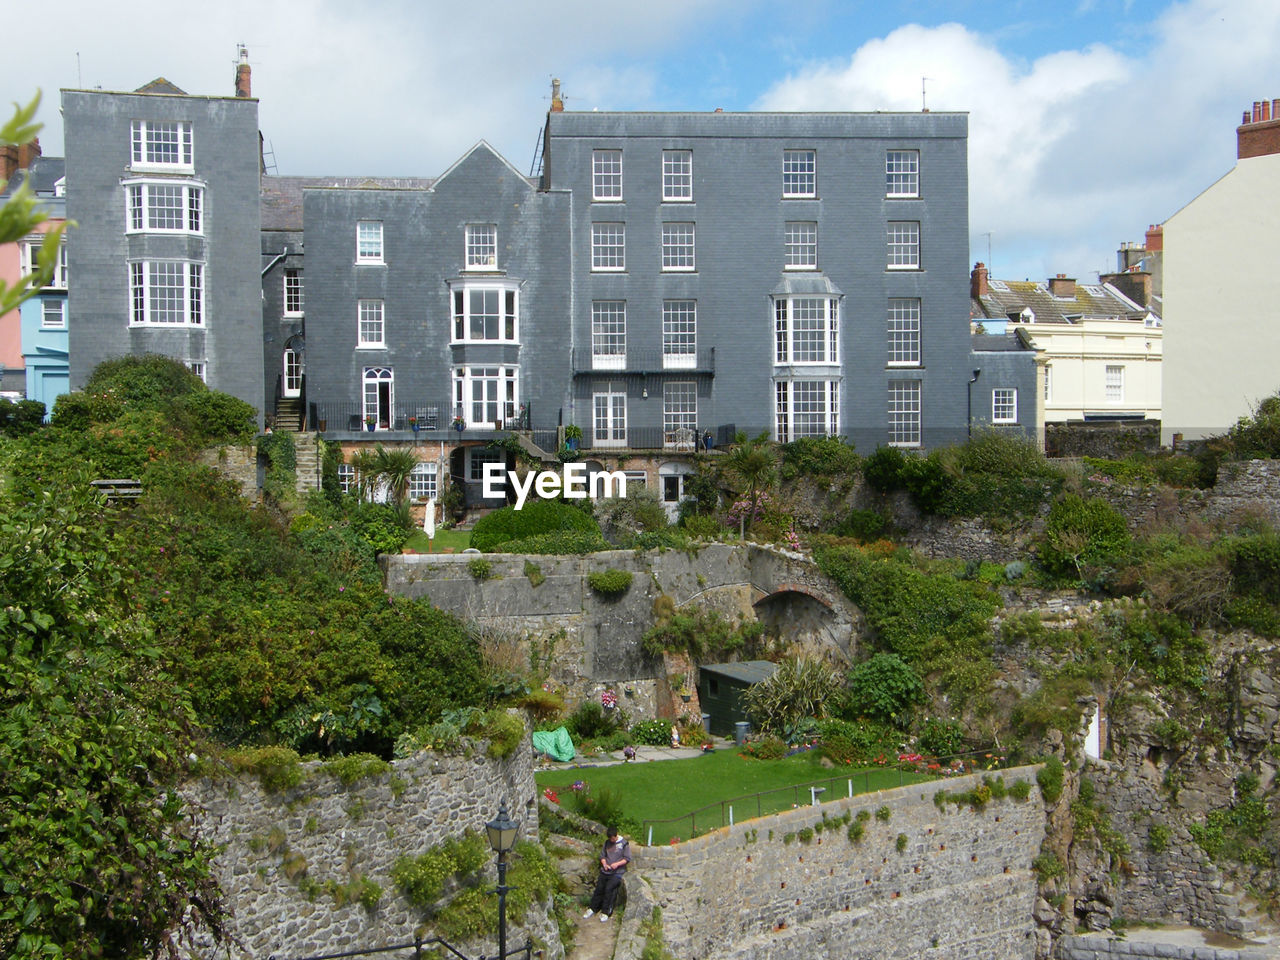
[1163,98,1280,442]
[970,265,1162,423]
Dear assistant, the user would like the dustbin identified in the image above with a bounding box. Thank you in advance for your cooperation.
[702,713,711,735]
[734,721,750,745]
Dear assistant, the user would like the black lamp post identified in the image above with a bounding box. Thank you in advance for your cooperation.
[485,802,520,960]
[967,368,981,438]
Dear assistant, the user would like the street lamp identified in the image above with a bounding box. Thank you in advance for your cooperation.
[485,802,520,960]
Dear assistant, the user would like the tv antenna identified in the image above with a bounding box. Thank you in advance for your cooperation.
[921,77,932,112]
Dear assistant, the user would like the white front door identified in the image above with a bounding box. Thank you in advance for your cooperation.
[283,349,302,398]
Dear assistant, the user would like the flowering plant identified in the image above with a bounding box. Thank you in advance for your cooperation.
[784,530,801,551]
[408,416,418,425]
[543,787,559,804]
[364,415,376,425]
[451,415,466,430]
[601,689,618,709]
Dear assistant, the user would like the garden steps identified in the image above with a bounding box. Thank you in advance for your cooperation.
[291,432,321,492]
[547,833,622,960]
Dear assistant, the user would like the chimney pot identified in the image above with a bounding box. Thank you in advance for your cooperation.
[550,77,563,112]
[1264,101,1272,122]
[1254,101,1262,122]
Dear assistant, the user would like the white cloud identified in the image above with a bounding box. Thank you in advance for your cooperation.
[755,1,1280,282]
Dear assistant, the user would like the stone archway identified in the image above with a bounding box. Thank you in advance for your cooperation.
[752,587,854,663]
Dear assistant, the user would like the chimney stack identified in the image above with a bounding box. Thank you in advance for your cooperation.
[235,44,251,98]
[1237,96,1280,159]
[1144,223,1163,252]
[550,78,563,113]
[970,262,989,299]
[1,136,41,182]
[1101,270,1152,308]
[1048,274,1076,298]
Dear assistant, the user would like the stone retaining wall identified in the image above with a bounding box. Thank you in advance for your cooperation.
[634,766,1046,960]
[183,733,555,959]
[1056,933,1277,959]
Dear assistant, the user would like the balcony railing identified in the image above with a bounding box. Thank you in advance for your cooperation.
[310,400,532,435]
[570,347,715,376]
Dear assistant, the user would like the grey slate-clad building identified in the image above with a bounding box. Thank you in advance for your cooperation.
[970,329,1041,445]
[540,107,974,451]
[61,76,263,414]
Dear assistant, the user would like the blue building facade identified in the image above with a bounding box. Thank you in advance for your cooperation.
[21,289,69,416]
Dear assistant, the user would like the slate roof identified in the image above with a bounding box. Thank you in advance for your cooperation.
[700,661,778,685]
[0,156,64,200]
[971,279,1154,326]
[972,330,1036,352]
[135,78,188,95]
[260,175,436,231]
[770,274,844,297]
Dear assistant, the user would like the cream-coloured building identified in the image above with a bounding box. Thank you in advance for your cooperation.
[970,264,1162,423]
[1163,99,1280,441]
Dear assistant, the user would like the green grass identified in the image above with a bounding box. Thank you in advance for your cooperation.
[403,528,471,553]
[536,749,928,844]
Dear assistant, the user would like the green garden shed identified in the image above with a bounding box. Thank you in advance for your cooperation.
[698,661,777,737]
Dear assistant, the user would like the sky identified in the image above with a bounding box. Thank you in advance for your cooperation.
[5,0,1280,283]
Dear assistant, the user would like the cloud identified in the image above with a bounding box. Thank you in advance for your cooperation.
[755,0,1280,282]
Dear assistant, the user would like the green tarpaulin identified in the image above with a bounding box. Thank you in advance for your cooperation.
[532,726,576,762]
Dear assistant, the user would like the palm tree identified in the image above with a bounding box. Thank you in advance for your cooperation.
[723,431,777,538]
[348,448,380,502]
[372,444,418,508]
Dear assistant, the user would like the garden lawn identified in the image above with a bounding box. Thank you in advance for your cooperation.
[536,748,930,844]
[403,528,470,553]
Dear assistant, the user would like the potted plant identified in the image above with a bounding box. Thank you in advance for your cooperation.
[564,423,583,451]
[452,415,466,433]
[409,416,419,434]
[671,673,692,702]
[364,415,377,432]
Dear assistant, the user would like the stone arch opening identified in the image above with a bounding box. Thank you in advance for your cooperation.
[753,588,852,661]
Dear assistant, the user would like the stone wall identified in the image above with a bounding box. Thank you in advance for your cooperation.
[1055,933,1276,960]
[633,766,1046,960]
[382,544,862,712]
[183,734,557,959]
[198,443,259,501]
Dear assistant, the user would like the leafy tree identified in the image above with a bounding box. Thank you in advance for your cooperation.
[723,431,777,536]
[0,483,226,958]
[372,443,419,507]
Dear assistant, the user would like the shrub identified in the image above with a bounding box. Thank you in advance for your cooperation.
[568,701,621,741]
[845,653,925,727]
[0,397,46,436]
[392,831,489,907]
[468,557,493,580]
[916,717,965,757]
[1040,494,1130,580]
[680,514,723,540]
[875,805,891,822]
[84,353,205,408]
[321,753,391,784]
[471,500,601,553]
[1032,852,1065,882]
[1036,758,1064,804]
[833,508,889,542]
[1010,779,1032,801]
[744,658,843,734]
[500,529,611,554]
[847,820,865,843]
[1148,822,1172,854]
[862,446,907,491]
[630,718,672,746]
[741,735,787,759]
[642,607,762,660]
[779,436,859,481]
[176,390,257,443]
[597,486,669,540]
[587,568,633,598]
[482,710,525,758]
[817,718,898,764]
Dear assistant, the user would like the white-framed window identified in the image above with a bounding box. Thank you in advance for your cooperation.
[593,149,623,201]
[454,366,518,428]
[661,222,695,271]
[356,221,384,263]
[337,463,355,494]
[774,297,839,365]
[887,298,921,366]
[775,379,839,442]
[784,222,817,270]
[591,301,626,370]
[783,150,816,198]
[593,382,628,448]
[465,224,497,269]
[20,237,68,289]
[1044,364,1052,403]
[125,180,202,234]
[1106,365,1125,402]
[888,379,922,447]
[358,299,384,347]
[130,120,192,170]
[284,268,303,316]
[886,150,920,198]
[185,360,206,383]
[592,222,625,271]
[41,299,66,328]
[129,260,204,326]
[452,285,518,343]
[663,381,697,444]
[662,300,696,369]
[887,221,920,269]
[363,367,394,429]
[662,150,692,201]
[992,388,1018,423]
[409,462,438,501]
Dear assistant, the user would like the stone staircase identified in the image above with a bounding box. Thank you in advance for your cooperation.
[292,432,321,493]
[1223,878,1280,946]
[274,397,303,432]
[546,833,621,960]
